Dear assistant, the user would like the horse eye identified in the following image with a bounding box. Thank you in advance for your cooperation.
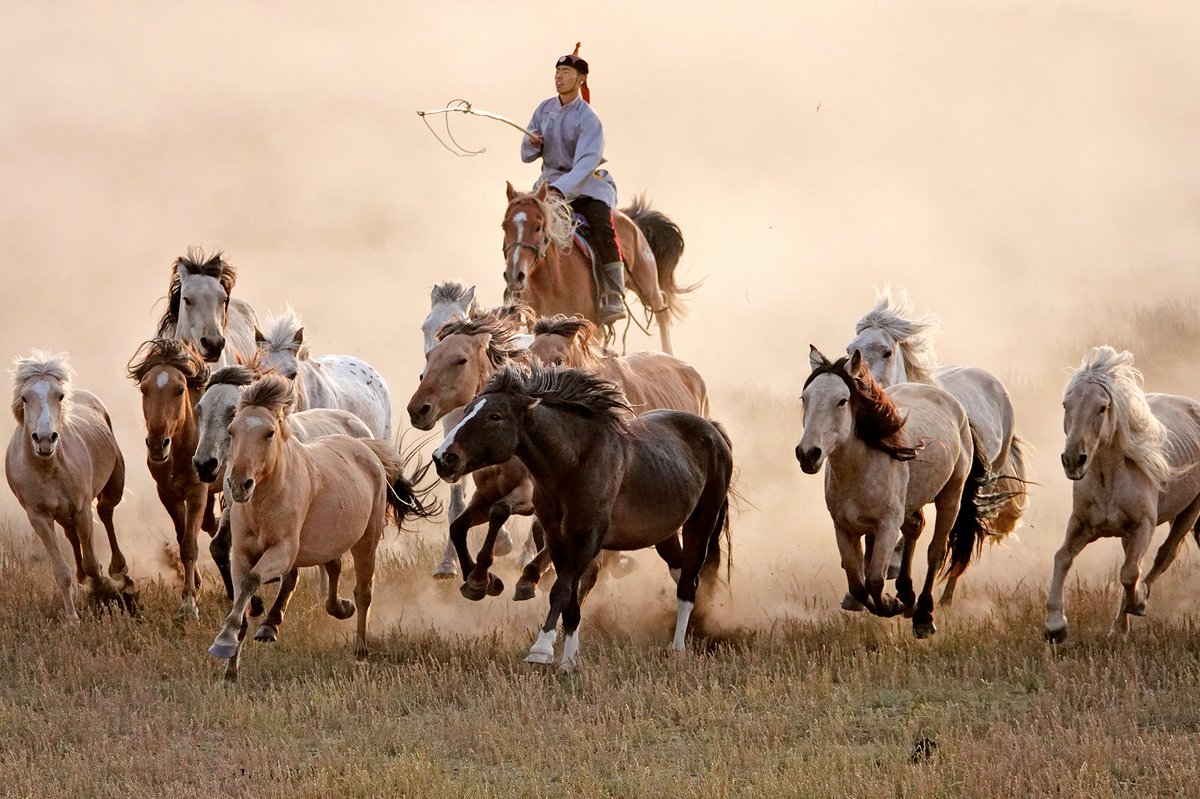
[176,388,185,397]
[1098,406,1108,415]
[837,398,848,407]
[455,358,468,366]
[266,430,275,438]
[882,349,893,358]
[182,297,192,306]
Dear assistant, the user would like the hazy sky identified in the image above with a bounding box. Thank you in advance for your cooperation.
[4,2,1200,622]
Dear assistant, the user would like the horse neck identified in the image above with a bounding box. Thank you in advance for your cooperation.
[248,433,304,501]
[514,404,606,486]
[525,247,581,314]
[825,422,894,482]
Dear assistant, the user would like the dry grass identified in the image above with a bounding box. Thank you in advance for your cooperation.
[2,523,1200,799]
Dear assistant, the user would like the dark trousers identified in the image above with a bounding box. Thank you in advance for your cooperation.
[570,196,622,264]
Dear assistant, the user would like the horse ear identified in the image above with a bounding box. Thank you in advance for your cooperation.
[848,349,866,377]
[292,327,304,347]
[462,286,476,309]
[254,327,266,346]
[476,332,493,351]
[506,181,516,201]
[536,182,548,201]
[808,345,830,371]
[524,397,541,411]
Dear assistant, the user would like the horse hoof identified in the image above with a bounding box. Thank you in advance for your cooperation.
[558,657,579,673]
[513,583,536,602]
[174,604,200,624]
[208,641,237,659]
[493,531,514,558]
[486,575,505,597]
[878,597,903,618]
[432,563,458,580]
[249,595,264,618]
[327,599,355,620]
[1127,603,1147,618]
[841,593,867,613]
[254,625,278,643]
[525,651,554,666]
[1044,626,1069,644]
[913,621,937,639]
[460,581,488,602]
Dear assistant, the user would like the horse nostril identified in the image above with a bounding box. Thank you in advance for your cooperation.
[242,478,254,492]
[31,432,40,443]
[49,432,58,443]
[517,271,526,283]
[1077,453,1087,466]
[440,451,459,468]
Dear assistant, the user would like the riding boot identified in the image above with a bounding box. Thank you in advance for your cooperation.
[597,261,626,325]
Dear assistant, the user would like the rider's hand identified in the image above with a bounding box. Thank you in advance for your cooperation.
[528,133,544,148]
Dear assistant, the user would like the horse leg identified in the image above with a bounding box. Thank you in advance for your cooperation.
[1144,494,1200,600]
[254,567,299,643]
[895,515,921,616]
[69,507,120,606]
[514,539,554,601]
[349,521,383,662]
[528,525,599,668]
[558,527,605,672]
[175,488,207,622]
[448,495,491,591]
[517,518,543,569]
[913,487,961,639]
[834,526,872,613]
[59,521,85,583]
[865,523,903,618]
[98,454,129,586]
[433,482,466,579]
[1044,516,1093,643]
[1111,519,1155,636]
[323,557,355,619]
[28,513,79,622]
[208,506,235,603]
[462,500,512,601]
[656,536,684,585]
[210,548,254,683]
[655,306,674,356]
[210,541,296,671]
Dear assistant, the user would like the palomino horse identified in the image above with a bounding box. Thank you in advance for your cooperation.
[207,374,436,681]
[127,338,219,621]
[407,311,526,592]
[192,364,374,642]
[255,307,392,440]
[846,287,1028,602]
[796,348,997,638]
[502,183,690,354]
[6,352,131,618]
[156,248,259,366]
[1045,347,1200,642]
[432,363,733,671]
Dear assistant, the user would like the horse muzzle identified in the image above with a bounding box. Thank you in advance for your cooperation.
[1061,450,1089,481]
[193,455,221,483]
[407,402,436,432]
[796,444,824,475]
[432,451,464,484]
[146,436,172,464]
[228,475,256,502]
[30,431,58,459]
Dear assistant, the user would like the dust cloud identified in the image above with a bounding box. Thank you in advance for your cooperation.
[3,2,1200,638]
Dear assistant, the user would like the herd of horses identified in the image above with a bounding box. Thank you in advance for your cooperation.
[6,185,1200,678]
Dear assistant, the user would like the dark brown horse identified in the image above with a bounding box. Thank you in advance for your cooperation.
[502,184,690,353]
[432,363,733,670]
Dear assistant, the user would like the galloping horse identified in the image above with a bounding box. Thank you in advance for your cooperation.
[193,364,374,642]
[127,338,218,621]
[432,363,733,671]
[208,374,436,682]
[846,288,1028,602]
[407,311,527,592]
[6,352,131,619]
[1045,347,1200,642]
[255,307,392,439]
[422,281,477,353]
[796,348,997,638]
[156,248,259,366]
[501,183,690,354]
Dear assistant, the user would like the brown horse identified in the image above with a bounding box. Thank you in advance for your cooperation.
[208,374,436,681]
[433,363,733,670]
[502,183,690,354]
[127,339,219,621]
[6,352,131,619]
[406,311,532,598]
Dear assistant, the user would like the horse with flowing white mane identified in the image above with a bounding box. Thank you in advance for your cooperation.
[796,347,1000,638]
[207,374,437,681]
[845,287,1028,601]
[156,248,259,366]
[1046,346,1200,642]
[255,307,392,440]
[192,364,374,642]
[502,183,691,354]
[6,351,132,619]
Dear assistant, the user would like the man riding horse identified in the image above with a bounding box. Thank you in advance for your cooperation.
[521,44,626,325]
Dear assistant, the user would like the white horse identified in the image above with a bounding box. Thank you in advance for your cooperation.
[796,347,995,638]
[6,352,132,619]
[255,307,392,440]
[846,287,1028,601]
[1045,347,1200,643]
[156,249,259,367]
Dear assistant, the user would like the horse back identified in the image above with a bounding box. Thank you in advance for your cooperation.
[889,382,971,509]
[1147,393,1200,521]
[933,365,1015,470]
[300,355,393,440]
[290,408,373,442]
[603,352,709,417]
[290,435,386,565]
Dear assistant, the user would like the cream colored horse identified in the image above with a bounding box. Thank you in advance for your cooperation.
[208,374,435,681]
[156,249,259,366]
[796,347,994,639]
[1045,347,1200,642]
[6,352,131,619]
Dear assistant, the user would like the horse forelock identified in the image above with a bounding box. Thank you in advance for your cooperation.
[206,364,255,390]
[436,312,526,368]
[1068,346,1172,486]
[259,307,307,358]
[505,191,576,252]
[430,281,478,310]
[805,356,919,461]
[854,287,941,383]
[127,339,210,392]
[533,315,603,370]
[10,351,72,422]
[483,362,633,428]
[238,373,295,418]
[157,248,235,336]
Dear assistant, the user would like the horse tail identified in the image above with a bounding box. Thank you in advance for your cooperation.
[991,434,1031,538]
[622,195,698,319]
[707,420,736,585]
[944,422,1021,581]
[362,438,442,529]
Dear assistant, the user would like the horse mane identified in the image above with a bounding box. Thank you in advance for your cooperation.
[533,315,604,371]
[430,281,479,311]
[126,338,210,393]
[206,364,256,389]
[483,362,633,429]
[259,307,310,361]
[804,356,922,461]
[488,301,537,331]
[505,190,577,252]
[10,350,73,423]
[1066,346,1173,487]
[854,286,941,383]
[436,310,527,368]
[238,373,295,417]
[156,247,237,337]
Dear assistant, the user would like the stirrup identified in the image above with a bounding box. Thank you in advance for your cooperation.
[598,294,626,324]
